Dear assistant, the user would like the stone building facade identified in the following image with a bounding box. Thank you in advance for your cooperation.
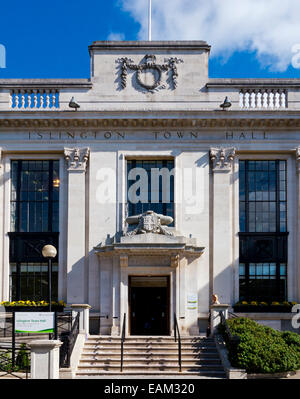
[0,41,300,334]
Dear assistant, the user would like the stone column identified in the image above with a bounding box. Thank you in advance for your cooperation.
[64,148,89,304]
[119,255,128,336]
[210,304,230,336]
[296,148,300,302]
[28,340,62,379]
[210,148,236,305]
[172,254,187,334]
[70,304,91,336]
[111,256,120,336]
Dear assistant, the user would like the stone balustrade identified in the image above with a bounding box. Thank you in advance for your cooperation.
[239,88,287,109]
[10,89,59,110]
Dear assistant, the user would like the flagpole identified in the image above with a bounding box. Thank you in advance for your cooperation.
[148,0,152,41]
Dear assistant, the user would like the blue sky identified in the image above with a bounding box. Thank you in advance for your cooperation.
[0,0,300,79]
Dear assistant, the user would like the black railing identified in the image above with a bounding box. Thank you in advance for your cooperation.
[0,344,30,379]
[59,312,80,368]
[219,311,240,347]
[120,313,126,372]
[174,313,182,372]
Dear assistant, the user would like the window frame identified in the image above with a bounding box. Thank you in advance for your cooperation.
[126,158,175,223]
[7,157,61,301]
[238,158,289,302]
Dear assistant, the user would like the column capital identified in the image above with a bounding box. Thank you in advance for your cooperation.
[210,147,236,172]
[119,254,128,268]
[64,147,90,172]
[170,254,180,268]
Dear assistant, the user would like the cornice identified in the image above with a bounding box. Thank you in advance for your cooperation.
[206,79,300,88]
[1,116,300,130]
[0,79,92,89]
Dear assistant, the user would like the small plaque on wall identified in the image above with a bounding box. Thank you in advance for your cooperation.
[187,294,198,310]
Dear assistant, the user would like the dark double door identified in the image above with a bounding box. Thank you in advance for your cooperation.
[129,276,170,336]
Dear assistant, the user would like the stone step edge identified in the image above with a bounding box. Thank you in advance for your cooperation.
[78,363,224,371]
[76,371,226,376]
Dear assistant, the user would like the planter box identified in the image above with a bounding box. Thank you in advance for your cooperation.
[4,306,65,313]
[233,305,292,313]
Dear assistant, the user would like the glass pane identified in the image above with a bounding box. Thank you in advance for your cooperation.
[239,264,245,276]
[280,264,286,276]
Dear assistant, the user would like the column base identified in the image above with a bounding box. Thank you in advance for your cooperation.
[111,325,120,336]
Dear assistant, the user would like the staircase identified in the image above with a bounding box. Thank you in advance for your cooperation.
[76,336,226,378]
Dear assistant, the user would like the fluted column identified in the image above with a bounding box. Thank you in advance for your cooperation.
[210,147,236,305]
[64,148,90,304]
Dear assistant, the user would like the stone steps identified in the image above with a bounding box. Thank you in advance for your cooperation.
[79,359,222,366]
[76,336,225,378]
[76,370,226,377]
[81,353,220,360]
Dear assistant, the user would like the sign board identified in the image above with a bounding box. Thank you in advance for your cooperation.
[15,312,55,334]
[187,294,198,310]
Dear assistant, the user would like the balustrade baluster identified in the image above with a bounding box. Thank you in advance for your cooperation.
[27,90,32,109]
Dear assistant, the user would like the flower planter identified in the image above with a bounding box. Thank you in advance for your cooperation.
[4,306,65,313]
[233,305,292,313]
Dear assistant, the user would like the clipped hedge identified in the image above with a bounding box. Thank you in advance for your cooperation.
[219,317,300,374]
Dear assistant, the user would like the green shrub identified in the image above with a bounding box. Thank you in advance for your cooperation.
[221,317,300,374]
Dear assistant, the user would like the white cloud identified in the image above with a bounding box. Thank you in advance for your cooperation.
[107,32,126,41]
[117,0,300,71]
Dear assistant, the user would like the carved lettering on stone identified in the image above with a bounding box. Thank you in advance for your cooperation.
[210,147,236,172]
[64,147,90,171]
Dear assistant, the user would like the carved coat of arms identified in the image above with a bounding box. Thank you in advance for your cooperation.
[116,55,183,92]
[125,210,174,236]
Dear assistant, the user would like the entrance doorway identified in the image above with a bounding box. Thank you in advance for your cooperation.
[129,276,170,336]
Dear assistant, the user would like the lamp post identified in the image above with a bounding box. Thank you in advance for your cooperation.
[42,244,57,312]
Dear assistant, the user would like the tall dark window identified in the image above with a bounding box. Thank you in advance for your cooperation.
[239,160,288,301]
[127,159,174,223]
[9,160,59,301]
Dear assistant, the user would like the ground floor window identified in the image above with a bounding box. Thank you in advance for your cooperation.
[10,262,58,302]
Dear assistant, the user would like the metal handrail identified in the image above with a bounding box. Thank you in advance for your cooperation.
[174,313,182,372]
[120,313,126,372]
[59,312,80,368]
[219,311,240,345]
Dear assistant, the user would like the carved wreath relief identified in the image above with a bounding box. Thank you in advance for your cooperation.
[116,54,183,92]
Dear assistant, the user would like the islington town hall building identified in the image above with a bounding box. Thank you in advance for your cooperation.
[0,40,299,335]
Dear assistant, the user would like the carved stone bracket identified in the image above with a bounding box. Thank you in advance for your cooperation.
[64,147,90,172]
[170,254,180,268]
[119,255,128,268]
[296,148,300,173]
[210,147,236,172]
